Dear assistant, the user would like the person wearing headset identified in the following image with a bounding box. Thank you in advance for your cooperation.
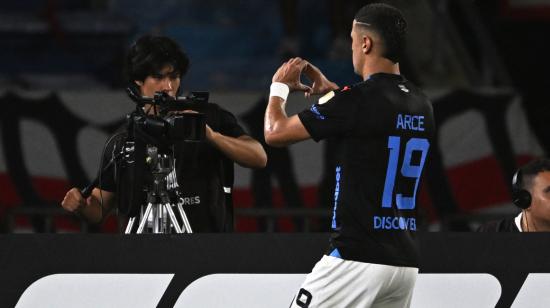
[478,158,550,232]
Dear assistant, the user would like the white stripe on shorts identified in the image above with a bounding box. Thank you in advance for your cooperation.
[289,255,418,308]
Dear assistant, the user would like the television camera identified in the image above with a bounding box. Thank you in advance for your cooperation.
[81,88,209,234]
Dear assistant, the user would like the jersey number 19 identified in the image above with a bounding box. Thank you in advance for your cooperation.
[382,136,429,210]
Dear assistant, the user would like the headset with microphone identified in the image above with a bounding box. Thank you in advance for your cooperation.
[512,169,532,209]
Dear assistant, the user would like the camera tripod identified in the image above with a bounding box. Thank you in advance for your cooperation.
[124,149,193,234]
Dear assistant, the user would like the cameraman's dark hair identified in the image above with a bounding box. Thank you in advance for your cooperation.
[125,35,190,84]
[354,3,407,63]
[518,158,550,191]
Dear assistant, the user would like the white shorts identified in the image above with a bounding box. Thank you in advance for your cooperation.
[289,255,418,308]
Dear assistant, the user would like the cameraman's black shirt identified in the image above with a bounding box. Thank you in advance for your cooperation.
[98,103,246,232]
[298,73,435,267]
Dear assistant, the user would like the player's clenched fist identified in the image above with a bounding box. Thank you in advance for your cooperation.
[61,187,85,213]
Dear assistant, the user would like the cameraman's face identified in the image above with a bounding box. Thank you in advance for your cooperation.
[137,65,181,98]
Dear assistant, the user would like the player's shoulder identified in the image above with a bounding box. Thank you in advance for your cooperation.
[370,74,432,108]
[364,72,405,85]
[349,73,407,99]
[316,85,348,104]
[363,73,420,92]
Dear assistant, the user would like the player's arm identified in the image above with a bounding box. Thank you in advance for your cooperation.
[265,58,311,147]
[264,57,338,147]
[264,97,310,147]
[207,130,267,168]
[61,187,115,224]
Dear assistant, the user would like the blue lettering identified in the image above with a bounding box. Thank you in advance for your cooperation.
[384,217,392,229]
[382,136,400,208]
[392,217,399,229]
[374,216,382,229]
[396,138,430,210]
[331,166,342,229]
[396,114,404,130]
[411,115,417,130]
[310,105,326,120]
[399,217,406,229]
[395,114,425,131]
[373,215,417,231]
[404,115,412,130]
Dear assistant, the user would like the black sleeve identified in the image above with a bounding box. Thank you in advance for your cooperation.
[297,88,357,142]
[218,107,247,138]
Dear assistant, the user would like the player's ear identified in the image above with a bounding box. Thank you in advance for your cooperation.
[362,35,373,54]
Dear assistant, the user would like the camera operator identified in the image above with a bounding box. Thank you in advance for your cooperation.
[61,35,267,232]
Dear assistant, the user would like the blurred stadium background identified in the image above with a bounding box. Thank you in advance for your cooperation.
[1,0,549,233]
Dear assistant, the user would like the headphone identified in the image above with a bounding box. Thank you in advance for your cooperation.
[512,169,532,209]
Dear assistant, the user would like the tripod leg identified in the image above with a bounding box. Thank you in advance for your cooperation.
[125,217,136,234]
[164,203,183,233]
[177,203,193,233]
[137,203,154,233]
[161,204,169,233]
[153,203,160,234]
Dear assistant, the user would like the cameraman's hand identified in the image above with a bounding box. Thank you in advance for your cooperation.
[61,187,85,213]
[171,110,215,141]
[205,124,215,142]
[272,58,312,93]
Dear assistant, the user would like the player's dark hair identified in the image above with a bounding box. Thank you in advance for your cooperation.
[354,3,407,63]
[125,35,190,84]
[518,158,550,190]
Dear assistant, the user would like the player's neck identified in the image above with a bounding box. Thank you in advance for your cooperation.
[361,58,400,80]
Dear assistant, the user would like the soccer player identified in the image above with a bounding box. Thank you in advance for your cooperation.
[264,4,434,307]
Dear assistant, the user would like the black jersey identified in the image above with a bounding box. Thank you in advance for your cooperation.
[98,103,246,232]
[299,73,435,267]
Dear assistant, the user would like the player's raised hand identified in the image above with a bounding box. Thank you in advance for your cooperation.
[303,61,339,97]
[272,57,312,93]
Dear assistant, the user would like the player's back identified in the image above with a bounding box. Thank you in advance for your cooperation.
[330,73,434,267]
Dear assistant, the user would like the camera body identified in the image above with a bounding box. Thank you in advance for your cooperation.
[128,89,208,146]
[117,89,209,217]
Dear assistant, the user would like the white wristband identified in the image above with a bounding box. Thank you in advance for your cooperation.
[270,82,290,100]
